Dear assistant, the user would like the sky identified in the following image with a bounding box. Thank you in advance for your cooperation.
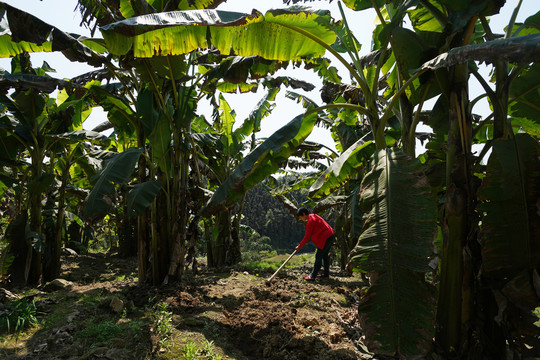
[0,0,539,153]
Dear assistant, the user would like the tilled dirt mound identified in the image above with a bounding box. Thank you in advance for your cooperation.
[138,267,369,359]
[1,253,371,359]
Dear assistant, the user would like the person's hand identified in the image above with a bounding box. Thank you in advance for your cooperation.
[295,246,300,252]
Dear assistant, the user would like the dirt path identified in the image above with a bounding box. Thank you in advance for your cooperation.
[1,252,371,359]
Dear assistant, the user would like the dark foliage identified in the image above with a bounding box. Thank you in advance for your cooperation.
[241,185,315,252]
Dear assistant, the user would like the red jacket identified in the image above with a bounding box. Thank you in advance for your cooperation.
[298,214,335,250]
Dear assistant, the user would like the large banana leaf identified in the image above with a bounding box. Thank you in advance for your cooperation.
[84,147,143,219]
[478,133,540,279]
[201,112,318,215]
[341,0,388,11]
[89,86,137,137]
[477,134,540,348]
[419,33,540,71]
[235,88,278,137]
[508,63,540,133]
[127,180,162,218]
[0,2,106,65]
[309,135,374,199]
[47,130,110,144]
[0,71,82,94]
[118,0,227,19]
[350,148,437,358]
[100,8,336,60]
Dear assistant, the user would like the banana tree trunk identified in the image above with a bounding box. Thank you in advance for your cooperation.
[205,220,214,268]
[48,167,69,280]
[26,153,43,285]
[494,60,509,139]
[399,95,416,157]
[211,211,231,267]
[118,202,137,257]
[436,73,474,356]
[137,152,149,283]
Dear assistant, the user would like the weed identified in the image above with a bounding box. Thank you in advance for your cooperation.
[151,301,174,349]
[127,319,144,338]
[203,321,220,338]
[0,298,39,333]
[181,338,222,360]
[113,274,127,282]
[79,319,121,346]
[182,340,198,359]
[200,339,223,359]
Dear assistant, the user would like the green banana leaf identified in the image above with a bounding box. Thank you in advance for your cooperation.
[127,180,162,218]
[350,148,437,358]
[262,183,298,215]
[198,55,290,90]
[508,63,540,131]
[419,33,540,71]
[117,0,227,19]
[148,113,172,173]
[27,173,55,196]
[268,174,318,196]
[478,133,540,280]
[348,183,363,243]
[312,195,348,213]
[84,147,143,219]
[0,71,82,94]
[478,136,540,352]
[89,86,137,137]
[341,0,388,11]
[47,130,110,144]
[235,88,278,137]
[0,2,106,65]
[100,8,336,60]
[309,135,374,199]
[201,112,318,216]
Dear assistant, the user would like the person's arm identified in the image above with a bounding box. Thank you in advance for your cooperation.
[295,219,313,250]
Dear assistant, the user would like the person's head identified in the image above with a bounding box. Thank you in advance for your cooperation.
[297,207,310,221]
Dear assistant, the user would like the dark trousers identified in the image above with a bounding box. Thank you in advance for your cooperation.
[310,234,335,278]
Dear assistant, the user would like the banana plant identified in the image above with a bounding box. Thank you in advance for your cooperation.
[192,95,242,266]
[410,5,540,356]
[0,55,109,284]
[42,94,110,280]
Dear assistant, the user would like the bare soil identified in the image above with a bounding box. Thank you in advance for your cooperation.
[0,252,373,359]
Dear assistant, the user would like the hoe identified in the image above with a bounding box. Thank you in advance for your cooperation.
[265,249,298,284]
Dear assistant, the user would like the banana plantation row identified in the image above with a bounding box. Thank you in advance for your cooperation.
[0,0,538,359]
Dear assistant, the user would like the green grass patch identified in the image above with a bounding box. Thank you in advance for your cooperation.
[78,319,122,346]
[77,292,105,307]
[241,252,314,272]
[241,260,282,272]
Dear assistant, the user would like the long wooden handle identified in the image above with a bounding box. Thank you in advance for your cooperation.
[266,249,298,282]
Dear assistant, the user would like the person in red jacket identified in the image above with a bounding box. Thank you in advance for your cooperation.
[295,207,335,281]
